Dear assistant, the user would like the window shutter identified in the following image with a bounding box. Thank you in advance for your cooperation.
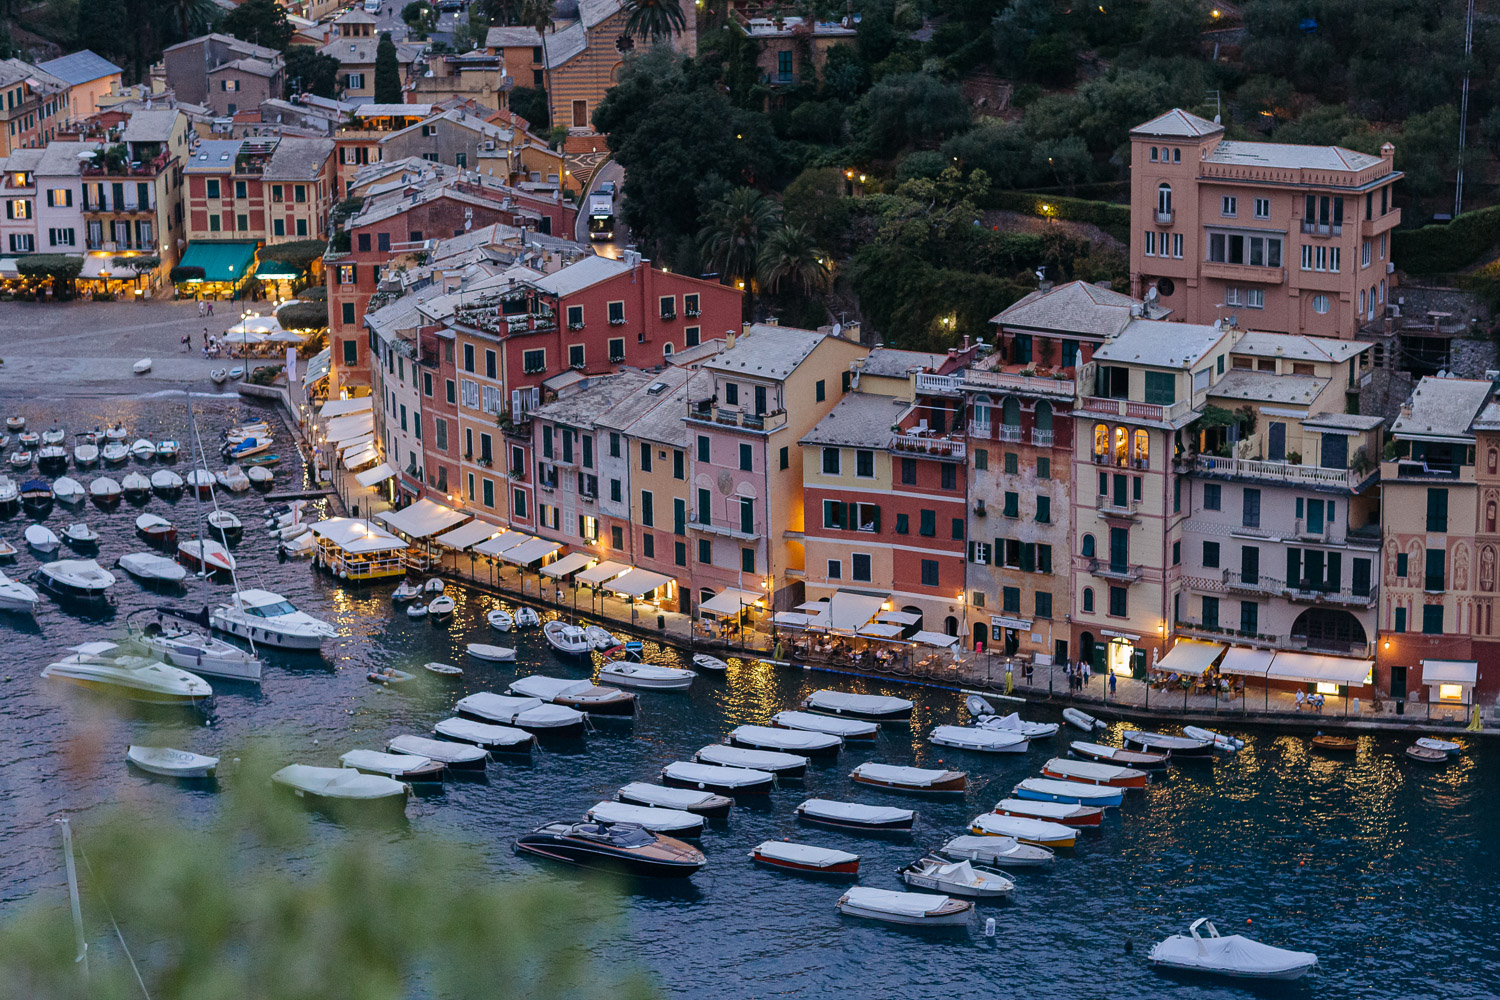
[1286,549,1301,586]
[994,538,1004,564]
[968,541,976,562]
[1038,545,1051,574]
[1021,543,1035,573]
[871,506,880,532]
[1326,552,1342,591]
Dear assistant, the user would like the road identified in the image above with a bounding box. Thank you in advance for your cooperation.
[575,159,630,259]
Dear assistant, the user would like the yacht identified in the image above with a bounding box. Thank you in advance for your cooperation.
[41,640,212,704]
[212,588,335,650]
[35,558,116,599]
[136,619,262,683]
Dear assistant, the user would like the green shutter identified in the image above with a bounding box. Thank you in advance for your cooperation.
[1286,549,1301,586]
[871,506,880,532]
[1021,543,1035,573]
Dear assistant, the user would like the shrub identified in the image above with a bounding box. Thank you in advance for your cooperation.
[1392,205,1500,275]
[987,191,1131,243]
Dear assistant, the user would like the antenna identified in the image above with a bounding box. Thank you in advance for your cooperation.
[1205,90,1221,123]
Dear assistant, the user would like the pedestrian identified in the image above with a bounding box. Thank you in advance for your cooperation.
[1109,670,1117,697]
[1082,660,1092,688]
[1295,690,1306,711]
[197,299,205,317]
[206,300,214,316]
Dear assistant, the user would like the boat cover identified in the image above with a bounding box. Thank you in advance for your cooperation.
[509,675,593,700]
[340,750,432,775]
[798,799,913,824]
[805,690,913,714]
[841,887,949,916]
[1415,737,1460,752]
[1150,927,1318,977]
[118,553,187,581]
[618,782,718,809]
[753,841,858,867]
[272,764,404,799]
[773,711,877,737]
[455,693,541,719]
[971,813,1073,840]
[942,835,1023,861]
[603,663,693,680]
[663,761,771,787]
[697,744,806,770]
[586,801,702,832]
[995,798,1094,819]
[931,725,1026,750]
[127,746,218,771]
[852,763,958,787]
[978,712,1058,736]
[467,644,517,660]
[388,735,489,762]
[1014,778,1122,802]
[436,718,530,745]
[518,704,585,727]
[731,724,841,750]
[1042,758,1137,782]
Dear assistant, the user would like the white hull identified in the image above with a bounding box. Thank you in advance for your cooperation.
[836,901,969,926]
[212,615,327,650]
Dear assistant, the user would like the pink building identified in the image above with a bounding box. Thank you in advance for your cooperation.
[1129,109,1402,340]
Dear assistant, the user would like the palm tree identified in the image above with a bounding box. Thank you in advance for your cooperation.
[162,0,215,43]
[520,0,555,124]
[757,224,831,297]
[699,188,781,319]
[623,0,686,44]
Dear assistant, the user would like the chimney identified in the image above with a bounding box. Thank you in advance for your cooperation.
[1381,141,1395,162]
[1038,278,1053,293]
[725,329,737,350]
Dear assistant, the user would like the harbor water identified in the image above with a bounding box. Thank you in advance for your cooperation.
[0,388,1496,999]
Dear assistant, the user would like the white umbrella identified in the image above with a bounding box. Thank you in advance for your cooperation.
[243,316,283,334]
[266,329,307,343]
[221,326,268,345]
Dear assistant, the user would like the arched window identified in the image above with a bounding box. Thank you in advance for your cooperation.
[1001,397,1021,427]
[1082,587,1095,613]
[1133,429,1150,468]
[1173,148,1181,163]
[1082,534,1096,558]
[663,343,674,357]
[1312,295,1330,315]
[1359,289,1366,315]
[1157,183,1172,217]
[1094,423,1108,461]
[1114,426,1128,466]
[1489,449,1498,474]
[1035,400,1053,433]
[1150,147,1159,162]
[1380,279,1386,302]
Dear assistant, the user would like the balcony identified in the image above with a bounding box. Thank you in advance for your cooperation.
[688,519,761,541]
[82,150,171,177]
[1156,209,1174,225]
[1381,460,1474,483]
[691,404,787,433]
[1095,494,1141,518]
[1300,221,1343,237]
[1293,518,1332,541]
[1222,569,1280,596]
[1081,395,1194,425]
[997,425,1023,442]
[915,369,1075,399]
[1282,581,1376,608]
[1031,428,1054,447]
[1088,558,1144,582]
[1192,455,1369,490]
[891,433,966,460]
[1200,261,1285,285]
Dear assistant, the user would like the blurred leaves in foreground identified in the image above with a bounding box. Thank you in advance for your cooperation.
[0,747,658,1000]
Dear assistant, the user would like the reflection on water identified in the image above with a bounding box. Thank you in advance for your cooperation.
[1,389,1498,998]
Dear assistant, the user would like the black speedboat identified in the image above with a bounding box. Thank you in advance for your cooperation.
[514,821,706,879]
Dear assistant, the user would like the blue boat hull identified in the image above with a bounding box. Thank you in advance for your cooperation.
[1015,787,1123,808]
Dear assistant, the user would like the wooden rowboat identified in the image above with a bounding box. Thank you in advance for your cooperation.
[1404,744,1449,764]
[1310,734,1358,753]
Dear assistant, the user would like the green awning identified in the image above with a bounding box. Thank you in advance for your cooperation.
[177,241,258,283]
[254,259,300,279]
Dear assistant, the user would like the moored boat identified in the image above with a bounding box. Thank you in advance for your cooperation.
[36,558,116,600]
[156,440,181,461]
[486,608,514,631]
[599,661,695,691]
[100,442,128,465]
[150,470,184,495]
[1070,740,1170,769]
[425,594,456,619]
[542,619,592,656]
[1183,725,1244,752]
[42,641,210,704]
[850,762,968,795]
[135,513,177,547]
[52,477,85,505]
[339,750,446,782]
[751,841,859,877]
[25,523,60,554]
[212,588,333,650]
[19,477,51,513]
[508,674,636,715]
[117,552,188,585]
[585,801,703,838]
[1404,744,1449,764]
[514,606,541,628]
[729,723,842,757]
[692,653,729,672]
[126,745,218,778]
[207,509,242,537]
[968,812,1077,849]
[120,472,151,499]
[514,821,705,879]
[929,724,1029,754]
[899,856,1014,899]
[1041,756,1149,789]
[795,798,915,833]
[179,539,236,575]
[661,760,774,796]
[423,661,463,677]
[940,834,1055,867]
[185,469,214,497]
[1310,733,1358,753]
[836,887,971,927]
[1063,707,1108,732]
[392,580,422,602]
[136,620,261,682]
[88,476,122,504]
[1013,777,1124,808]
[62,522,99,548]
[129,439,157,460]
[1148,918,1318,980]
[0,569,39,612]
[387,734,490,768]
[771,710,877,741]
[455,692,587,737]
[367,667,416,685]
[993,797,1104,827]
[583,624,619,651]
[616,781,732,818]
[973,708,1060,740]
[72,443,99,467]
[270,764,409,821]
[1414,737,1462,756]
[801,689,913,722]
[466,642,517,662]
[1124,730,1215,759]
[696,743,807,778]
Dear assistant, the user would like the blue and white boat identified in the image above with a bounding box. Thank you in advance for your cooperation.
[1012,777,1123,808]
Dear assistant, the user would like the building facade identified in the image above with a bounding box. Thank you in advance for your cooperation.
[80,108,191,279]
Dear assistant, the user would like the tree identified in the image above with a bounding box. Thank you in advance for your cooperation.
[623,0,686,44]
[277,299,329,329]
[699,187,781,314]
[161,0,216,45]
[510,86,549,129]
[284,46,341,99]
[782,167,852,248]
[758,224,831,296]
[849,72,970,158]
[221,0,293,50]
[520,0,556,125]
[402,0,435,33]
[820,44,869,102]
[76,0,127,62]
[373,33,403,104]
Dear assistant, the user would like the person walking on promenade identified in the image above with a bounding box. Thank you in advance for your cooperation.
[1082,660,1092,688]
[197,299,205,317]
[1109,670,1117,698]
[206,300,214,316]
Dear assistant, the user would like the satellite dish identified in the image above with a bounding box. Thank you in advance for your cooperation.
[831,321,842,338]
[1146,286,1159,305]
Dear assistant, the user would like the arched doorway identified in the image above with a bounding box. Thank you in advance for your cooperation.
[944,615,959,637]
[972,622,987,650]
[1291,608,1368,653]
[1080,631,1095,671]
[902,606,924,633]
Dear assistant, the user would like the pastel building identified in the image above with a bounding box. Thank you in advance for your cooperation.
[36,50,122,120]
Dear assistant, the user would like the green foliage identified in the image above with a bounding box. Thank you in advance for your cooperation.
[623,0,686,43]
[374,33,402,104]
[1392,205,1500,275]
[246,362,284,385]
[849,72,970,159]
[781,167,853,248]
[284,46,341,99]
[940,120,1037,188]
[895,150,947,183]
[699,186,782,283]
[757,223,831,296]
[402,0,436,34]
[820,45,869,102]
[75,0,126,59]
[697,25,761,108]
[510,86,549,129]
[331,197,365,227]
[987,191,1132,242]
[221,0,292,50]
[16,255,84,280]
[263,239,327,272]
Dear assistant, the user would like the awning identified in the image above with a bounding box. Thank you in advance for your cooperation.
[78,254,123,280]
[320,396,372,419]
[797,600,830,611]
[877,610,921,626]
[354,462,396,487]
[826,591,887,631]
[1267,652,1373,686]
[539,550,594,578]
[0,257,18,277]
[1219,647,1275,677]
[432,519,502,551]
[304,349,331,383]
[609,567,672,597]
[576,559,630,586]
[774,611,819,628]
[342,443,379,470]
[177,241,257,283]
[308,516,406,553]
[324,412,374,443]
[856,622,905,639]
[911,630,958,648]
[376,497,467,539]
[499,537,562,565]
[1156,639,1226,677]
[473,530,534,557]
[699,587,762,616]
[1421,659,1478,684]
[254,259,302,279]
[337,433,374,454]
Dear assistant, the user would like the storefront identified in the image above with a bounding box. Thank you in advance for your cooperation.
[1420,659,1477,706]
[174,241,259,300]
[77,251,158,300]
[253,258,304,302]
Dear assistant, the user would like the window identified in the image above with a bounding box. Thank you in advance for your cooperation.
[607,300,625,325]
[206,179,220,199]
[698,538,712,564]
[1108,586,1126,617]
[1145,231,1156,256]
[1312,295,1330,315]
[853,449,874,478]
[779,446,789,470]
[342,339,357,365]
[941,464,956,490]
[1036,496,1051,523]
[919,509,936,536]
[822,447,840,475]
[1425,548,1445,592]
[1003,492,1019,518]
[640,491,654,527]
[822,500,845,530]
[639,442,652,472]
[739,443,752,472]
[1037,544,1052,574]
[952,518,964,540]
[485,349,498,379]
[698,487,711,525]
[1156,183,1171,217]
[1362,241,1372,268]
[741,548,755,573]
[1396,552,1408,577]
[672,449,683,480]
[895,513,909,534]
[1254,197,1270,219]
[1083,587,1095,613]
[1143,371,1175,406]
[7,233,32,252]
[1150,147,1158,162]
[900,458,916,485]
[1203,483,1221,511]
[1000,587,1019,613]
[920,560,939,587]
[347,72,364,90]
[480,477,495,508]
[1422,604,1444,635]
[1203,541,1220,568]
[1221,196,1237,217]
[1329,247,1340,272]
[975,449,988,471]
[1426,489,1448,532]
[1242,488,1261,528]
[815,379,826,402]
[609,479,622,503]
[852,553,872,582]
[1394,607,1407,633]
[1082,534,1095,558]
[826,559,842,580]
[522,349,545,373]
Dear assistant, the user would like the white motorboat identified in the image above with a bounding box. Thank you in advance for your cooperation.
[425,594,455,619]
[1012,778,1124,808]
[423,577,445,594]
[1063,707,1108,732]
[117,552,188,584]
[179,539,236,574]
[584,625,619,651]
[994,797,1106,827]
[940,835,1055,867]
[215,465,251,492]
[41,427,65,446]
[599,661,695,691]
[850,762,968,795]
[8,450,32,469]
[133,358,152,375]
[431,717,534,753]
[120,472,151,499]
[801,689,914,722]
[616,782,733,818]
[772,710,877,741]
[89,477,122,503]
[270,765,408,820]
[836,887,971,927]
[126,745,218,778]
[72,443,99,467]
[1123,730,1216,758]
[899,857,1014,899]
[104,423,127,442]
[750,841,860,876]
[339,750,446,782]
[129,439,157,460]
[660,760,775,796]
[391,580,422,603]
[405,603,428,620]
[280,532,316,558]
[543,620,592,655]
[975,709,1060,740]
[508,674,636,715]
[62,522,99,547]
[1041,756,1149,789]
[100,442,129,464]
[37,445,67,470]
[25,524,60,554]
[696,743,808,778]
[797,798,915,832]
[246,465,273,486]
[1069,741,1170,770]
[53,477,85,504]
[210,368,228,385]
[930,725,1029,754]
[156,440,180,461]
[35,558,115,599]
[455,692,587,737]
[467,642,516,662]
[969,812,1077,849]
[691,653,729,672]
[42,641,211,704]
[0,569,39,612]
[150,469,184,495]
[212,589,335,650]
[0,475,15,514]
[387,734,490,768]
[137,620,261,682]
[585,801,703,838]
[1414,737,1463,756]
[222,436,270,460]
[1149,918,1318,980]
[185,469,215,497]
[5,416,22,431]
[18,431,38,447]
[1183,726,1244,752]
[729,724,842,757]
[207,509,242,535]
[514,607,541,628]
[487,608,515,631]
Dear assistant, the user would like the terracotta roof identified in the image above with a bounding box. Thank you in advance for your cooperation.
[1131,108,1223,138]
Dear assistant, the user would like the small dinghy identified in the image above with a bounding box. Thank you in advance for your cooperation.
[729,724,842,758]
[751,841,859,877]
[185,469,215,497]
[210,369,228,385]
[993,797,1104,827]
[836,887,971,927]
[18,431,38,447]
[129,439,156,460]
[1013,778,1123,808]
[72,443,98,467]
[41,427,65,446]
[246,465,273,487]
[89,477,123,504]
[25,524,59,554]
[405,602,428,620]
[388,734,489,768]
[1041,756,1148,789]
[1405,744,1449,764]
[432,717,535,753]
[586,801,703,838]
[599,661,695,691]
[508,674,636,715]
[692,653,729,672]
[270,765,409,821]
[930,724,1029,754]
[156,440,180,461]
[391,580,422,603]
[941,835,1055,867]
[367,667,416,685]
[969,812,1077,849]
[423,662,463,677]
[974,708,1060,740]
[215,465,251,492]
[207,509,242,536]
[1415,737,1462,756]
[120,472,151,499]
[796,798,915,833]
[661,760,775,796]
[135,513,177,547]
[222,436,269,460]
[850,762,967,795]
[514,607,541,628]
[423,577,445,594]
[899,856,1014,899]
[616,782,732,818]
[339,750,445,782]
[772,710,877,741]
[1184,725,1244,752]
[486,608,514,631]
[1124,730,1215,759]
[0,569,39,612]
[53,477,86,504]
[126,745,218,779]
[584,625,619,651]
[132,358,152,375]
[456,692,587,738]
[1149,918,1318,980]
[696,743,807,778]
[467,643,517,662]
[1070,740,1169,770]
[104,424,126,442]
[37,446,68,471]
[802,689,914,722]
[1310,733,1358,753]
[117,552,187,584]
[280,532,316,559]
[1063,707,1108,732]
[271,520,309,542]
[100,442,128,464]
[20,478,53,513]
[4,416,22,431]
[150,470,184,495]
[178,539,236,574]
[0,538,16,562]
[0,475,15,515]
[8,450,32,469]
[425,594,456,620]
[543,620,592,656]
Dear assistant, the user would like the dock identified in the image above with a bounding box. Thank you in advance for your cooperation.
[263,487,338,501]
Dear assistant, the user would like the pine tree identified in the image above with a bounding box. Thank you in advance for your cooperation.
[373,33,402,104]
